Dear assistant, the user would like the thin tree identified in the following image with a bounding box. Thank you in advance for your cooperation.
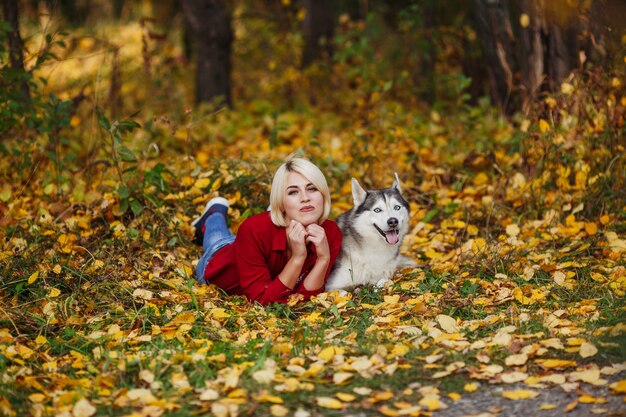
[2,0,31,105]
[301,0,335,68]
[181,0,233,108]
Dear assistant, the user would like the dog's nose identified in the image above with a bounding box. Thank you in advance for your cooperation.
[387,217,398,228]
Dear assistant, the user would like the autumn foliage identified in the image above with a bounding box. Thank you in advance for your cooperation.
[1,5,625,417]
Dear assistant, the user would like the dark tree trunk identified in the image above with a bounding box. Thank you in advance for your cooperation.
[516,0,579,111]
[301,0,335,68]
[2,0,31,105]
[474,0,517,114]
[419,0,437,104]
[181,0,233,108]
[543,1,579,90]
[516,0,544,113]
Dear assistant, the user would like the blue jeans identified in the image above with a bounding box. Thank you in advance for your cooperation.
[195,213,236,284]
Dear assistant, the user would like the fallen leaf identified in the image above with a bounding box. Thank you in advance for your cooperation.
[437,314,459,333]
[72,398,96,417]
[316,397,345,409]
[502,389,538,400]
[579,341,598,358]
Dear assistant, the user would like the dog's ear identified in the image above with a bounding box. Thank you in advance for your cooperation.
[351,178,367,206]
[392,173,402,193]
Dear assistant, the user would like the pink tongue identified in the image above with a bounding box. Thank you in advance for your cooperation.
[385,230,399,245]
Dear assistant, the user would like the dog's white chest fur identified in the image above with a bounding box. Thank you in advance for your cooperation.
[325,174,415,291]
[326,241,402,290]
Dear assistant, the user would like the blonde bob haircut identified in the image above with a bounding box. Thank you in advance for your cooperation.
[269,157,331,227]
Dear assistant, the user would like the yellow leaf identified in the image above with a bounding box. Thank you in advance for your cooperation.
[537,359,577,369]
[211,177,223,191]
[333,372,353,384]
[448,392,461,401]
[473,172,489,186]
[316,397,344,409]
[35,335,48,345]
[505,353,528,366]
[437,314,459,333]
[72,398,96,417]
[48,288,61,298]
[553,271,566,286]
[210,308,229,319]
[378,406,399,417]
[585,222,598,235]
[336,392,356,402]
[579,341,598,358]
[194,178,211,189]
[506,224,520,237]
[419,395,445,411]
[255,393,283,404]
[539,119,550,133]
[28,393,46,403]
[464,383,479,392]
[539,403,557,410]
[389,343,410,357]
[270,404,289,417]
[199,388,219,401]
[318,346,343,362]
[27,271,39,285]
[519,13,530,28]
[502,389,538,400]
[53,264,62,274]
[609,379,626,393]
[501,371,528,383]
[569,368,602,384]
[561,82,574,95]
[578,395,607,404]
[564,400,578,412]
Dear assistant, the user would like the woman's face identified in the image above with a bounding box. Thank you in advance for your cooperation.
[283,172,324,226]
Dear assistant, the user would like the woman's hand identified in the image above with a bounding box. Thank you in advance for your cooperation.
[305,224,330,261]
[287,220,308,260]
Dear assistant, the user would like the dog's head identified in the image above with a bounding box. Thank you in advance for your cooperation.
[351,174,410,245]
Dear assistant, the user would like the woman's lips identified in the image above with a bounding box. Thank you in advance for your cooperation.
[300,206,315,212]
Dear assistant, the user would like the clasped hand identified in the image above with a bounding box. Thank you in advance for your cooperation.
[287,220,330,261]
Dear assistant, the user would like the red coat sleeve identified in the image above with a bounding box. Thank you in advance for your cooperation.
[234,220,294,305]
[293,220,342,299]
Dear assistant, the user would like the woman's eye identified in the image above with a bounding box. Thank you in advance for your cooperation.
[373,208,382,213]
[394,205,401,210]
[288,190,298,196]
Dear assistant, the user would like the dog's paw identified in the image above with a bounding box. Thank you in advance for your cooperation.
[374,278,391,288]
[398,255,419,269]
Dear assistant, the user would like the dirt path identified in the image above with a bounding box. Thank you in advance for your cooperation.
[433,381,625,417]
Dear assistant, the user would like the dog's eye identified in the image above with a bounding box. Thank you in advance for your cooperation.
[373,208,382,213]
[394,205,401,210]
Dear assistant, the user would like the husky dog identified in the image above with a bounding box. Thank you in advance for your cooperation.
[326,174,416,291]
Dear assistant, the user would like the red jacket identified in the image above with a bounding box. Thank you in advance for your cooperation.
[202,211,342,305]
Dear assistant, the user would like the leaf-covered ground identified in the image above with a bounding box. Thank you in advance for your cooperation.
[1,16,626,417]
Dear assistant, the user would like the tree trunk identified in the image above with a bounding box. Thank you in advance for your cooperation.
[2,0,31,105]
[419,0,437,104]
[517,0,545,113]
[181,0,233,108]
[474,0,516,115]
[544,1,579,90]
[301,0,335,68]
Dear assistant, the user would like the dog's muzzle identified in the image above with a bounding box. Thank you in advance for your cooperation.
[374,217,400,245]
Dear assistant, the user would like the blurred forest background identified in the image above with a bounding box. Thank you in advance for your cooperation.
[4,0,625,126]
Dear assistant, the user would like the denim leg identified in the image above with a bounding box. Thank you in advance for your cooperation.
[195,213,236,283]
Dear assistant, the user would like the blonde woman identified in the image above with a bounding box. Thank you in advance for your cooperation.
[192,158,342,305]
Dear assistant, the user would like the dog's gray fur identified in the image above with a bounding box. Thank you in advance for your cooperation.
[326,174,416,291]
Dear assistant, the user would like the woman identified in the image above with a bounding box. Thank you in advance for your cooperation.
[192,157,342,305]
